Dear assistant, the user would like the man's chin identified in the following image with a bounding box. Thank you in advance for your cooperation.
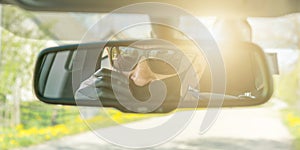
[128,74,182,102]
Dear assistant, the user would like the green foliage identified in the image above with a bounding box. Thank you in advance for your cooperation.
[0,29,43,95]
[20,101,79,129]
[0,5,49,102]
[2,6,49,39]
[278,56,300,150]
[0,5,157,150]
[0,101,153,150]
[1,101,82,149]
[277,56,300,105]
[276,47,300,150]
[282,109,300,150]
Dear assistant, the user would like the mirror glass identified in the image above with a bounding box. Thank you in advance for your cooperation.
[34,40,273,112]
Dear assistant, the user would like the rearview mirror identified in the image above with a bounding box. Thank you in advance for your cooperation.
[34,40,273,113]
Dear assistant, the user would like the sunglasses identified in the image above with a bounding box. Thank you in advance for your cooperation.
[108,46,184,75]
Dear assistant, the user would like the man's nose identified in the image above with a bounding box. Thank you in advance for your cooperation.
[130,60,157,86]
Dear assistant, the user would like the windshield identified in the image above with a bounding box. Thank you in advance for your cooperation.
[1,4,300,150]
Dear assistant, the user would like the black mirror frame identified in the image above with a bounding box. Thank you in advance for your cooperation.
[34,40,274,111]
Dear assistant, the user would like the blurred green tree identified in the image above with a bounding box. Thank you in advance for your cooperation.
[0,5,49,127]
[277,14,300,108]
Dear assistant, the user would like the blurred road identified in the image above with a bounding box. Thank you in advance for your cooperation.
[16,99,292,150]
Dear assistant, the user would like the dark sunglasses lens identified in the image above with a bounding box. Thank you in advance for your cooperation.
[147,59,177,75]
[110,47,182,74]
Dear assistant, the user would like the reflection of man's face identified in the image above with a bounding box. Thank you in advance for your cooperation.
[107,46,183,87]
[102,43,207,104]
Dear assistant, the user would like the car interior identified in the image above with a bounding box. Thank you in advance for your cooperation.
[1,0,299,149]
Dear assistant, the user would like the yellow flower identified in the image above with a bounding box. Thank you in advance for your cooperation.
[45,134,51,140]
[8,133,14,138]
[112,112,124,123]
[9,140,17,145]
[286,112,300,127]
[75,117,81,122]
[16,124,23,131]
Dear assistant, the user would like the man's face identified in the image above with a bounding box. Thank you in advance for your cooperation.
[127,59,175,86]
[107,46,182,87]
